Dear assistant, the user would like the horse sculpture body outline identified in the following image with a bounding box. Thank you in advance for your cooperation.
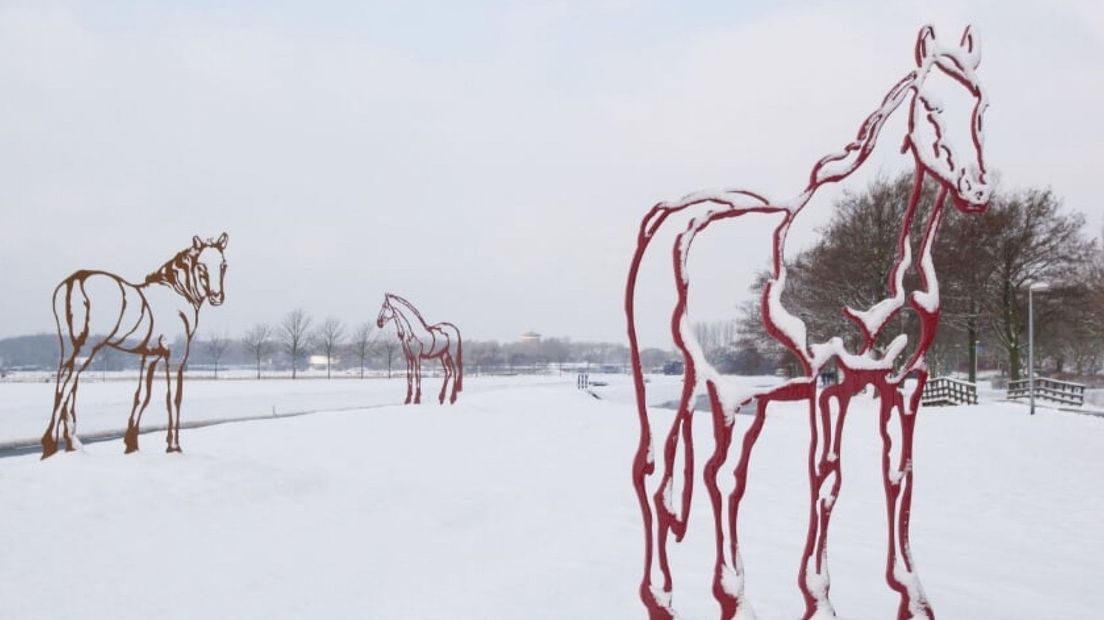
[626,26,990,620]
[42,233,229,458]
[376,293,463,405]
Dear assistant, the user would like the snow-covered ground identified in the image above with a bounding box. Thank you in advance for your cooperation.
[1,374,1102,619]
[0,372,566,447]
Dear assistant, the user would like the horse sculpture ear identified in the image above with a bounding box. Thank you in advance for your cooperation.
[914,25,936,66]
[192,235,204,250]
[216,232,229,250]
[960,25,981,70]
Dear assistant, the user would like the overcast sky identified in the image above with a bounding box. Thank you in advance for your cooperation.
[1,0,1101,346]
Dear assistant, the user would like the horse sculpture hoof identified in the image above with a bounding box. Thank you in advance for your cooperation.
[166,446,183,454]
[124,429,140,453]
[40,439,58,460]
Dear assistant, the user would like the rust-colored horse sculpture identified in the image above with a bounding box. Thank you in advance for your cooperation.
[376,293,463,404]
[42,233,229,458]
[627,26,990,620]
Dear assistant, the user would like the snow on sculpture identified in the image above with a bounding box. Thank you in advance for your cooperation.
[626,26,989,620]
[376,293,463,404]
[42,233,229,458]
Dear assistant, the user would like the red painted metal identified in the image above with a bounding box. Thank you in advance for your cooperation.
[376,293,463,405]
[627,26,990,620]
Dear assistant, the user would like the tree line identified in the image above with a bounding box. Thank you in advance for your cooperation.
[4,175,1097,383]
[713,173,1102,382]
[0,314,651,379]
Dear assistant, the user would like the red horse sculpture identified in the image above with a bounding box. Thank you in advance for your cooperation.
[42,233,229,458]
[376,293,463,404]
[627,26,990,620]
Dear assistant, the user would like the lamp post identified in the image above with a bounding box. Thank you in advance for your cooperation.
[1028,281,1050,415]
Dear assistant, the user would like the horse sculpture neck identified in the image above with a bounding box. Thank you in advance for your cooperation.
[760,68,939,373]
[388,294,432,343]
[144,248,204,309]
[805,69,920,199]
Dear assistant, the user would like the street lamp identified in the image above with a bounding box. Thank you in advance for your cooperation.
[1028,281,1050,415]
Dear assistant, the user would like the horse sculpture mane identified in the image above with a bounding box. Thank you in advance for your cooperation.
[142,245,212,307]
[627,25,990,620]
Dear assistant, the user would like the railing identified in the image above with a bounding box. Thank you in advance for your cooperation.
[576,372,589,390]
[1007,377,1085,407]
[921,377,978,406]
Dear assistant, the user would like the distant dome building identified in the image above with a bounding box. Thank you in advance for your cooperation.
[520,331,541,343]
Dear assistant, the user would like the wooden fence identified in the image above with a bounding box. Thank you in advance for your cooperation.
[921,377,978,406]
[1007,377,1085,407]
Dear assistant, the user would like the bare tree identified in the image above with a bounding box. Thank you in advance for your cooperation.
[739,174,1096,381]
[376,336,399,378]
[543,337,570,375]
[692,319,737,368]
[464,340,502,375]
[350,322,376,379]
[280,309,313,379]
[202,333,232,380]
[243,323,273,379]
[975,189,1092,380]
[99,346,116,381]
[312,317,346,379]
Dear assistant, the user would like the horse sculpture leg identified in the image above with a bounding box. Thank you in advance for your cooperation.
[437,356,450,404]
[445,354,459,404]
[67,376,83,449]
[879,385,933,620]
[165,350,188,453]
[403,348,415,405]
[702,380,768,620]
[798,382,852,619]
[629,371,689,620]
[125,356,159,453]
[412,356,423,404]
[43,356,75,458]
[54,347,101,454]
[638,402,693,620]
[43,340,97,457]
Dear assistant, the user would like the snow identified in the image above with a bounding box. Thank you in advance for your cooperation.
[846,242,911,338]
[0,372,565,447]
[2,374,1103,619]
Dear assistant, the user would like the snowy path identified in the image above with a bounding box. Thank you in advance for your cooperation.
[1,379,1102,619]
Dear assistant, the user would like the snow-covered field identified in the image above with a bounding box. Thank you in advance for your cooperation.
[1,374,1102,619]
[0,372,565,447]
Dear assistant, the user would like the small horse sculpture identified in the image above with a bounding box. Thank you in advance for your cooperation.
[626,26,990,620]
[376,293,463,404]
[42,233,229,458]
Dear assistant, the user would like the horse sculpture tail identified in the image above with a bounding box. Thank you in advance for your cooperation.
[441,322,463,392]
[52,281,68,364]
[626,201,698,532]
[626,202,699,617]
[627,195,782,615]
[454,327,463,392]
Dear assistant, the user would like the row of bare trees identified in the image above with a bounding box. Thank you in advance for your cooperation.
[461,338,633,374]
[194,322,642,380]
[197,309,401,380]
[733,173,1102,381]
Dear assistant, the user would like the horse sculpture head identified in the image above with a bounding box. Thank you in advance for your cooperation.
[907,25,990,211]
[191,233,228,306]
[376,294,395,329]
